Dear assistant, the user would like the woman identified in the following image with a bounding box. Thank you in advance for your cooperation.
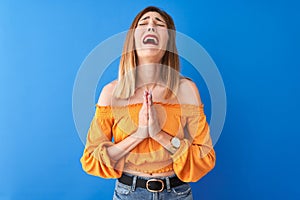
[80,6,216,200]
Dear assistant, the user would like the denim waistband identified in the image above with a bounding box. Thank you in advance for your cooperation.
[120,172,180,192]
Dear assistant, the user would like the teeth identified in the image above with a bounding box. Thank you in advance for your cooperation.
[143,36,158,45]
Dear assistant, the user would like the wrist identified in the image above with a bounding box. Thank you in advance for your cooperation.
[149,122,161,138]
[135,126,148,140]
[169,137,181,154]
[151,130,163,140]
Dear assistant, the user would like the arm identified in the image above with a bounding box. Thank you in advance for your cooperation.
[171,79,215,182]
[148,79,216,182]
[146,91,178,154]
[171,112,216,182]
[105,89,150,161]
[80,82,149,178]
[150,130,176,154]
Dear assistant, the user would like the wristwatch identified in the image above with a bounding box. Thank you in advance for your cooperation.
[170,137,181,149]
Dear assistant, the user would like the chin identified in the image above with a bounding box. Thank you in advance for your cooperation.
[137,48,165,60]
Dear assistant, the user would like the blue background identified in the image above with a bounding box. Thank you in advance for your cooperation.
[1,0,299,199]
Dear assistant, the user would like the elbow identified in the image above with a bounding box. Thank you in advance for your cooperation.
[80,151,122,178]
[80,154,105,178]
[199,146,216,172]
[205,149,216,172]
[80,154,94,175]
[80,150,102,176]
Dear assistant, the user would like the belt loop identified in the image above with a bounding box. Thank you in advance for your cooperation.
[165,176,171,192]
[131,175,137,192]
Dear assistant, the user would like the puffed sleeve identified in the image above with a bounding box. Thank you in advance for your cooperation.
[80,106,124,178]
[171,105,216,182]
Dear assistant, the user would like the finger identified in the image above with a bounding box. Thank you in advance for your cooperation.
[142,91,149,120]
[143,91,148,106]
[147,91,152,106]
[148,104,154,121]
[143,90,149,109]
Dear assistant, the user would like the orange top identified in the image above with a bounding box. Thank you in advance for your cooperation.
[80,102,215,182]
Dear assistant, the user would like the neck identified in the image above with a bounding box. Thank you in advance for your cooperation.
[136,63,161,89]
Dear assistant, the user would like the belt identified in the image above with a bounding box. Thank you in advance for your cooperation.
[118,173,185,192]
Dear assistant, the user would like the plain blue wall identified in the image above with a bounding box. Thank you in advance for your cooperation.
[1,0,299,199]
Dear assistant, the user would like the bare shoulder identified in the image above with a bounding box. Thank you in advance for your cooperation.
[177,77,202,105]
[97,80,118,106]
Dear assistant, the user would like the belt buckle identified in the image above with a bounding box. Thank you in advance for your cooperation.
[146,179,164,192]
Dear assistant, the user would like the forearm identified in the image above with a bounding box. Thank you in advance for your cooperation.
[152,130,177,154]
[106,129,145,161]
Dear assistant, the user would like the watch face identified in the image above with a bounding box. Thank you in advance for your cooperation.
[172,137,181,148]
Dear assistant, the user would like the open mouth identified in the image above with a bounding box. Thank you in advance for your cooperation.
[143,34,159,45]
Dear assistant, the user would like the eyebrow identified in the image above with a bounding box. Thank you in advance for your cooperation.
[140,16,166,23]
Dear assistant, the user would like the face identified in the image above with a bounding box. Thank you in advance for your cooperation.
[134,11,169,64]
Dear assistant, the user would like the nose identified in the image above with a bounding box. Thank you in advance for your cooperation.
[147,27,155,32]
[147,19,156,32]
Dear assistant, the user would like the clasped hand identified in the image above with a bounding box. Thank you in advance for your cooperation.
[137,90,161,139]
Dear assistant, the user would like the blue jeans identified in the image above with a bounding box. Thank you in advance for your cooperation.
[113,174,193,200]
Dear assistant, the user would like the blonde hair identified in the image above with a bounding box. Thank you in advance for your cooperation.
[113,6,180,99]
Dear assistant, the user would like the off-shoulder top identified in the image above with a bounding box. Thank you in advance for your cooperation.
[80,102,215,182]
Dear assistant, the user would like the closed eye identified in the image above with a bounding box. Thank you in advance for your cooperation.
[138,23,166,27]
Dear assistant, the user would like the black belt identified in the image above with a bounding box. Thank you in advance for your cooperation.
[118,173,185,192]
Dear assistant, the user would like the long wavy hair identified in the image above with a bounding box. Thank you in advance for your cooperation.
[113,6,180,99]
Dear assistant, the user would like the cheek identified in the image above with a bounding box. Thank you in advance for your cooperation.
[160,31,169,48]
[134,29,143,47]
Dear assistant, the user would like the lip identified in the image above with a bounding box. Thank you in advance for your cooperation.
[142,34,159,45]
